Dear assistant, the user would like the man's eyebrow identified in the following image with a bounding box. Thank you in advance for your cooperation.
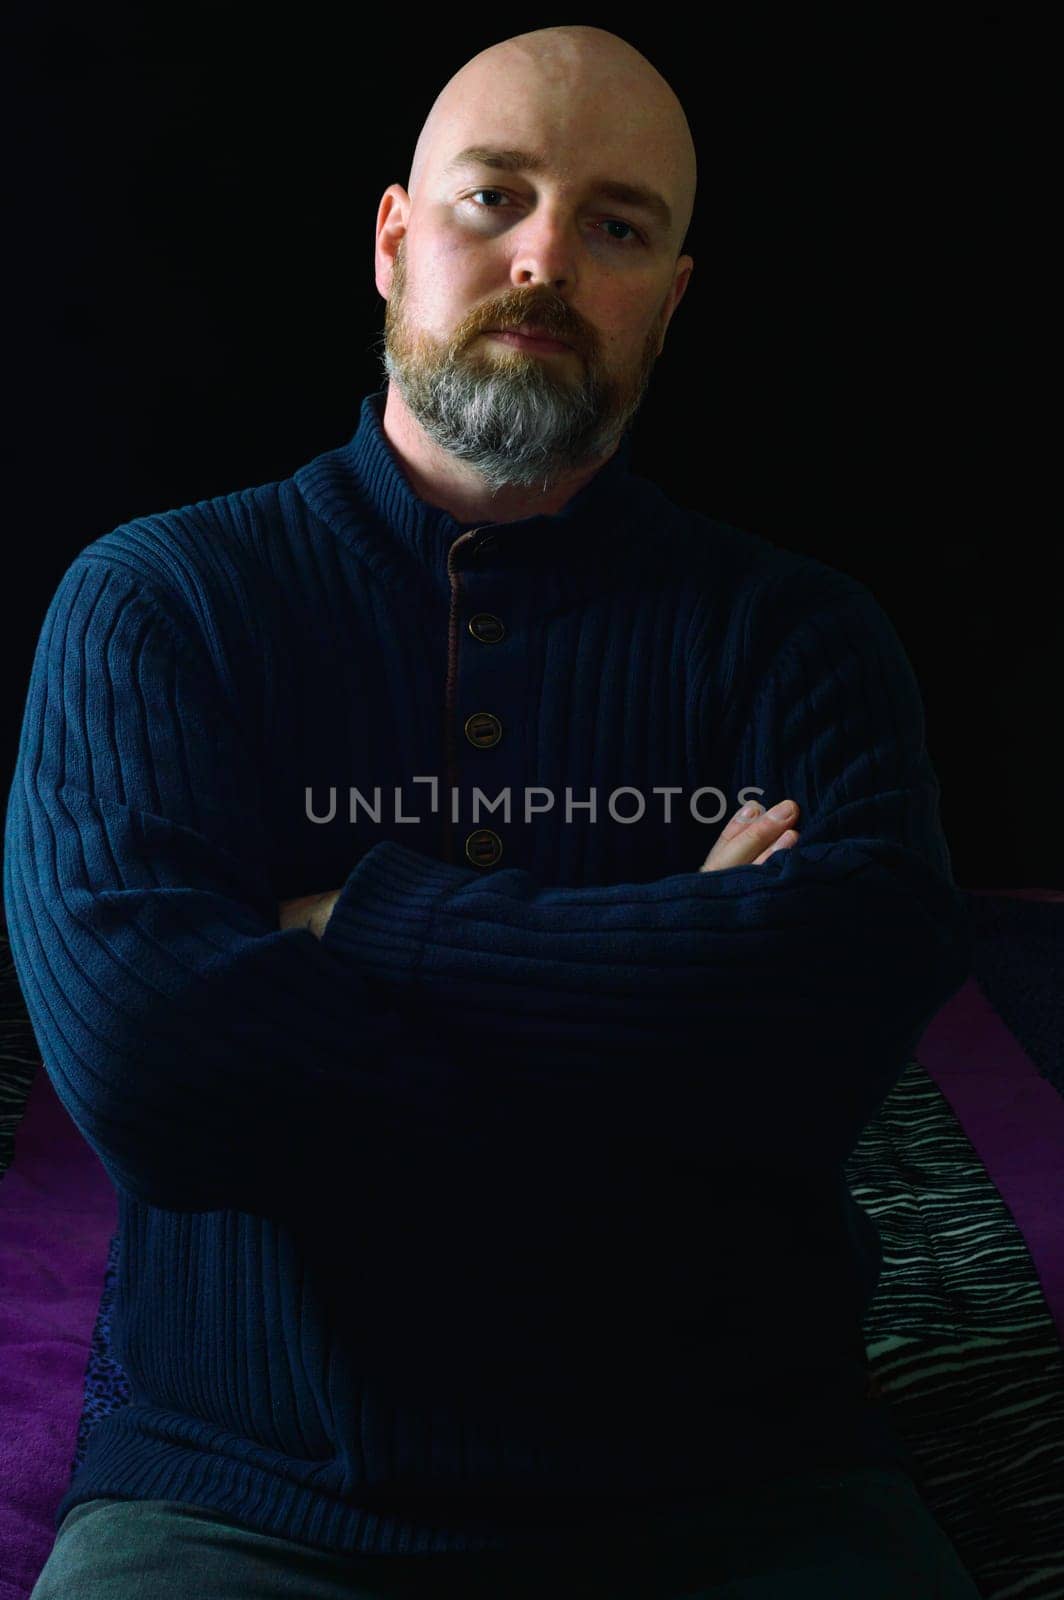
[442,145,673,236]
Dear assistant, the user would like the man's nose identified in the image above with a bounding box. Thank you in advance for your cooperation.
[508,212,577,291]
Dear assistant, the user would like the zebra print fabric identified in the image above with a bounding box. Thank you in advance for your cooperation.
[846,1058,1064,1597]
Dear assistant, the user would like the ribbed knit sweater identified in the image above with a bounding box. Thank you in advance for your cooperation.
[3,388,973,1558]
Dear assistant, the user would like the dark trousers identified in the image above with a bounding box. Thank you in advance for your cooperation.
[29,1466,982,1599]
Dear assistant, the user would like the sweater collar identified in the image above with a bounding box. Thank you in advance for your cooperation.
[293,389,638,601]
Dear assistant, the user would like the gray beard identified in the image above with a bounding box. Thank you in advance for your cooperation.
[380,347,627,495]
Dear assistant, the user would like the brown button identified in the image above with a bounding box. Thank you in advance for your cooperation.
[464,711,502,748]
[472,534,499,559]
[468,612,506,644]
[465,828,503,867]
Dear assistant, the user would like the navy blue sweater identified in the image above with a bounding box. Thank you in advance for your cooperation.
[3,389,972,1557]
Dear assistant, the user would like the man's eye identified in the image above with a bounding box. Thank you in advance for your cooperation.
[600,220,639,243]
[465,191,642,244]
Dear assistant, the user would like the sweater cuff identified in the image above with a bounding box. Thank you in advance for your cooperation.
[318,838,478,987]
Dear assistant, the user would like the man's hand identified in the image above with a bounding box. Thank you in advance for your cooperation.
[700,800,800,872]
[278,888,342,939]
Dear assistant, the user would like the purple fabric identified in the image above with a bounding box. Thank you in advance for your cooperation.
[0,1064,116,1599]
[916,973,1064,1350]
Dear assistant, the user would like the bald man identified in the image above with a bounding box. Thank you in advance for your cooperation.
[15,24,979,1600]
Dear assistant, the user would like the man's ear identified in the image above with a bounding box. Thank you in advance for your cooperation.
[375,185,409,299]
[658,256,694,354]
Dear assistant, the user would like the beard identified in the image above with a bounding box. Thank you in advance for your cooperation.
[378,236,667,495]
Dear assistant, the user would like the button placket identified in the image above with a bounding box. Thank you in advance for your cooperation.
[450,528,509,869]
[463,708,503,862]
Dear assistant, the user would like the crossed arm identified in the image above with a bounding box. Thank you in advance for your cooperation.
[278,799,802,936]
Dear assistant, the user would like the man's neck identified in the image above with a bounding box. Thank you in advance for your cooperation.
[380,383,616,526]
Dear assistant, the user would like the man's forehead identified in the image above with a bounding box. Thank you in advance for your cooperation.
[424,53,679,179]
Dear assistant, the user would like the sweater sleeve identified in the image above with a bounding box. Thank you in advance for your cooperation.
[1,559,479,1218]
[327,572,974,1166]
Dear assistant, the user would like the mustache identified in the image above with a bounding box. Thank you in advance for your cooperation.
[472,298,586,349]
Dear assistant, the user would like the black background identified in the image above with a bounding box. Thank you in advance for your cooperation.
[4,10,1046,889]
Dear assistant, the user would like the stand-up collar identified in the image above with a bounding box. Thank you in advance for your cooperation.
[293,389,640,603]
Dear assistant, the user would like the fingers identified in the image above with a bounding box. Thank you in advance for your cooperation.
[752,828,798,866]
[716,801,766,842]
[700,799,801,873]
[278,892,325,931]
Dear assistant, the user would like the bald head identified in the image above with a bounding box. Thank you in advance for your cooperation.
[407,26,697,259]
